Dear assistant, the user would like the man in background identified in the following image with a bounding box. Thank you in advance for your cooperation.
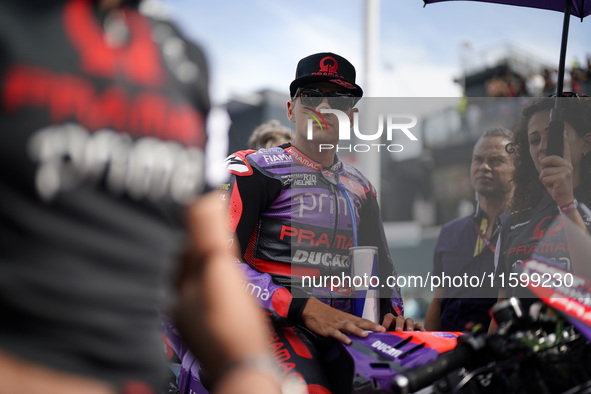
[425,127,514,331]
[247,119,293,149]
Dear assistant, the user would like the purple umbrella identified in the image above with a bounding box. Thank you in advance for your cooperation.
[424,1,591,18]
[424,0,591,156]
[423,0,590,96]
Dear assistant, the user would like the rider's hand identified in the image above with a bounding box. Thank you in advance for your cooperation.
[381,313,425,332]
[301,297,385,344]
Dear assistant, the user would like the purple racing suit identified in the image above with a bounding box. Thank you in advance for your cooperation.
[222,143,404,327]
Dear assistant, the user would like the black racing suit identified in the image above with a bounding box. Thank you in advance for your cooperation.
[221,143,404,391]
[497,187,591,303]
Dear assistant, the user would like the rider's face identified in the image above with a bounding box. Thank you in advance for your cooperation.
[287,82,356,146]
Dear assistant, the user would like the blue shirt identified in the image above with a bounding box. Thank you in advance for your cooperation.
[433,207,507,331]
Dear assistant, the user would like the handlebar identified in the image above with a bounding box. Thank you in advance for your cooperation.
[391,334,486,394]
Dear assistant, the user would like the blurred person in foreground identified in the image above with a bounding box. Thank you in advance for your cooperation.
[425,127,514,332]
[221,52,423,392]
[0,1,280,393]
[247,119,293,150]
[490,95,591,333]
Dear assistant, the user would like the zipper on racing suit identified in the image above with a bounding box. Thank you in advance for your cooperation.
[328,181,337,307]
[321,170,360,310]
[318,170,339,308]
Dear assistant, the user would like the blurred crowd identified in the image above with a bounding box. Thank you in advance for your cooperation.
[484,55,591,97]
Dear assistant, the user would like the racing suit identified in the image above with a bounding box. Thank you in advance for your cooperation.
[222,143,403,326]
[223,144,403,325]
[222,143,404,390]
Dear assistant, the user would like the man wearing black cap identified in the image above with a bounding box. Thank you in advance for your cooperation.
[222,52,422,391]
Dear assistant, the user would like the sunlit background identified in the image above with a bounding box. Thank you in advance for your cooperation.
[144,0,591,321]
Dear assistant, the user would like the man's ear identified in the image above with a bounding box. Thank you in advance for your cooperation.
[348,107,358,128]
[287,100,296,123]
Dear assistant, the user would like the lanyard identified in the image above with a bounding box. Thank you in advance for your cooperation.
[473,222,496,254]
[336,182,358,247]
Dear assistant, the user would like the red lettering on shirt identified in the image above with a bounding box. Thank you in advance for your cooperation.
[2,66,204,146]
[297,229,315,244]
[63,0,164,86]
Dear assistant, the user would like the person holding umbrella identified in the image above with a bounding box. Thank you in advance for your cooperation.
[491,95,591,331]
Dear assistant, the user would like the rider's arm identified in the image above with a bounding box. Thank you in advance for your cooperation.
[357,187,424,331]
[223,152,308,327]
[357,185,404,320]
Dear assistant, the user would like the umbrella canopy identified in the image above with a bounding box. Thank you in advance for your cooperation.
[423,0,590,157]
[423,0,591,19]
[423,0,590,96]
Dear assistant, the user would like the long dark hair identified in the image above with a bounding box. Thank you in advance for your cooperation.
[508,96,591,215]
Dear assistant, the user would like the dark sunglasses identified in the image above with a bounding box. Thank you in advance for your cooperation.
[294,87,359,111]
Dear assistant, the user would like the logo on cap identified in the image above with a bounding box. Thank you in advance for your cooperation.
[319,56,338,73]
[312,56,343,78]
[330,79,356,90]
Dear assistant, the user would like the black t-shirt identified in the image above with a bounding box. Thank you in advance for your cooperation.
[0,1,209,389]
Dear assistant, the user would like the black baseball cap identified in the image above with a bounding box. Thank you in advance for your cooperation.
[289,52,363,98]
